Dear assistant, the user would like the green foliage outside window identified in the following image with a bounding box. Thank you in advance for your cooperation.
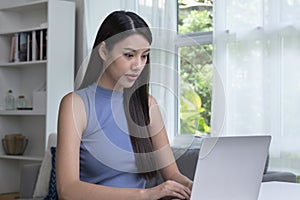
[179,10,213,33]
[178,1,213,135]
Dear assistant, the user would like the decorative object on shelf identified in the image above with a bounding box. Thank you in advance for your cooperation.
[2,134,28,155]
[33,81,46,112]
[17,95,27,108]
[5,89,15,110]
[33,91,46,112]
[16,95,32,110]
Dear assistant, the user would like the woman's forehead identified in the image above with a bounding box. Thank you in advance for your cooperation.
[115,34,150,50]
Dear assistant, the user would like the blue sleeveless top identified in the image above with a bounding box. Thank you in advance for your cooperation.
[76,83,146,188]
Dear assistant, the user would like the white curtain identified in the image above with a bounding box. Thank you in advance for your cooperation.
[122,0,178,142]
[212,0,300,174]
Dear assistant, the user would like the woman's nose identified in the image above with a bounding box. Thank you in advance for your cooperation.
[131,57,143,70]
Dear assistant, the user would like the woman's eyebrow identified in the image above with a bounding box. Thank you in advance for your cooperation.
[123,47,150,53]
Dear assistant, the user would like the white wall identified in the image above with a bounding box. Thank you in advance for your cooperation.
[84,0,122,49]
[72,0,122,77]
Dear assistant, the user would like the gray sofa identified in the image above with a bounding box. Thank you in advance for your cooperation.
[19,136,297,199]
[146,136,297,187]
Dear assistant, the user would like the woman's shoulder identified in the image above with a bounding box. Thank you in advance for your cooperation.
[148,94,158,107]
[60,92,83,109]
[59,91,87,131]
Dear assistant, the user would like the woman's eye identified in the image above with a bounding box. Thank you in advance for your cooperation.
[124,53,134,58]
[141,54,148,59]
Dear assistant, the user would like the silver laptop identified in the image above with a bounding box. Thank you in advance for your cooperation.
[190,135,271,200]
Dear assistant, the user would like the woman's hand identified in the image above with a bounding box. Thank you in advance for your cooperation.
[144,180,191,200]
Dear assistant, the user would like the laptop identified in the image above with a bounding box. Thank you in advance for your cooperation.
[190,135,271,200]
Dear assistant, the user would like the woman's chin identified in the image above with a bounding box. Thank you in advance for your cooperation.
[115,81,136,90]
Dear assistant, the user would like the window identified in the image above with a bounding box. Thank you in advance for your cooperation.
[177,0,213,135]
[82,0,213,139]
[213,0,300,174]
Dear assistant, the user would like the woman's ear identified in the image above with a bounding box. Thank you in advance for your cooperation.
[98,42,108,61]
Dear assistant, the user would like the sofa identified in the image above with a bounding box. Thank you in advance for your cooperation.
[19,134,297,199]
[146,135,297,187]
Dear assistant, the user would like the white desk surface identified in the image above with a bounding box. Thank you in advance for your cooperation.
[258,181,300,200]
[18,181,300,200]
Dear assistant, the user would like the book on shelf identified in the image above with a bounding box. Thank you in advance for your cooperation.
[14,33,19,62]
[36,29,47,60]
[27,33,31,61]
[9,29,47,63]
[39,29,43,60]
[9,34,16,62]
[33,29,47,61]
[32,30,37,61]
[42,29,47,60]
[19,32,29,62]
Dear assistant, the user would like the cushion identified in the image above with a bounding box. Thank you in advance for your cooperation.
[33,133,57,198]
[264,154,269,174]
[33,147,52,198]
[44,147,58,200]
[174,148,199,180]
[19,163,41,198]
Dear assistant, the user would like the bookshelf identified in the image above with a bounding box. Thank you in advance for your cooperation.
[0,110,45,115]
[0,154,43,161]
[0,0,75,193]
[0,60,47,67]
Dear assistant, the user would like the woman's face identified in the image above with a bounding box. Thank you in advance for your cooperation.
[98,33,150,91]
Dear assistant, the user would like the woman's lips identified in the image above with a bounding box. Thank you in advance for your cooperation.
[125,74,139,81]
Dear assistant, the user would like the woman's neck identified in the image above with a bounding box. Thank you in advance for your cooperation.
[97,78,123,92]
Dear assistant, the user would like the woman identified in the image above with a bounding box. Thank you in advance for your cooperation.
[56,11,193,200]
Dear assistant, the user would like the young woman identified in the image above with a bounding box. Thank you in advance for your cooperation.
[56,11,193,200]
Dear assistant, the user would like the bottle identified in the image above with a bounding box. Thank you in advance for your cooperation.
[17,95,27,109]
[5,90,15,110]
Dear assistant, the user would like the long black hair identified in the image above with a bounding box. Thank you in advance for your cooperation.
[81,11,157,180]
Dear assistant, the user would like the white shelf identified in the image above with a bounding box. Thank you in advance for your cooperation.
[0,0,47,12]
[0,154,43,161]
[0,60,47,67]
[0,26,48,36]
[0,110,45,116]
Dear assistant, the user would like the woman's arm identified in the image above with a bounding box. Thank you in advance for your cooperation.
[56,93,144,200]
[148,95,193,190]
[56,93,189,200]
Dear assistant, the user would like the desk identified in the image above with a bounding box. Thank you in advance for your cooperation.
[258,181,300,200]
[18,181,300,200]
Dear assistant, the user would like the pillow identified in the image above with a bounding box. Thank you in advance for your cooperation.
[33,148,52,198]
[33,133,57,198]
[44,147,58,200]
[264,154,269,174]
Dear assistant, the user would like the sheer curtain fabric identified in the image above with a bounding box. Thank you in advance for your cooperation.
[212,0,300,174]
